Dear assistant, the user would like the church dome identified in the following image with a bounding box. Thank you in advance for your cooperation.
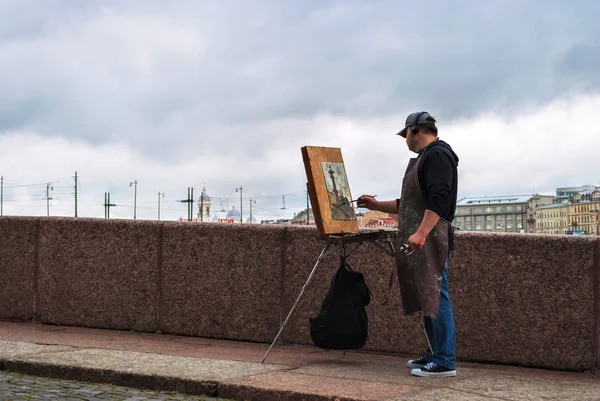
[226,207,241,220]
[199,192,211,201]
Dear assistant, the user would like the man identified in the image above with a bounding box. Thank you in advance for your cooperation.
[357,111,459,378]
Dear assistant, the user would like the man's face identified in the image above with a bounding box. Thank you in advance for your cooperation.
[405,127,417,152]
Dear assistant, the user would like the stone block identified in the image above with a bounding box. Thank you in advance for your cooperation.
[0,217,37,320]
[37,218,160,332]
[160,223,285,343]
[450,232,597,371]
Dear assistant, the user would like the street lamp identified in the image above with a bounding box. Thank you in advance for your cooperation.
[129,180,138,219]
[235,186,243,223]
[157,191,165,220]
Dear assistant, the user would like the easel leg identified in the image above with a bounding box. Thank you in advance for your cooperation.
[261,242,333,363]
[418,311,434,359]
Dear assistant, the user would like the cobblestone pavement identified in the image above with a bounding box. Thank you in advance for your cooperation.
[0,371,227,401]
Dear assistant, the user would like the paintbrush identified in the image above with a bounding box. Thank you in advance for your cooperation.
[340,195,377,206]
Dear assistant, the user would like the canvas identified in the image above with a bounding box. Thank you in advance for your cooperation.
[301,146,359,235]
[321,162,356,220]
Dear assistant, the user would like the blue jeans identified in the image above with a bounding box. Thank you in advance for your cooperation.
[423,262,456,369]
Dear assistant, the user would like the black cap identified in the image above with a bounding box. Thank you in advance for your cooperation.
[397,111,434,138]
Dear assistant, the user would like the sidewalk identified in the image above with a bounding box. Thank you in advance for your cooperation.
[0,322,598,401]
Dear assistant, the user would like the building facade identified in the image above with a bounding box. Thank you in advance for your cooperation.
[535,204,568,234]
[556,185,597,204]
[453,194,554,233]
[359,210,398,228]
[566,188,600,235]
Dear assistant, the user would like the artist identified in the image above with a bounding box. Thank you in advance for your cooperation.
[357,111,459,378]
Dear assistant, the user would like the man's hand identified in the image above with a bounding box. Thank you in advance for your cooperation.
[408,231,427,250]
[356,195,379,210]
[407,210,441,250]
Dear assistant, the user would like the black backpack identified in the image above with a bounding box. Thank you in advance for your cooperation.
[309,256,371,350]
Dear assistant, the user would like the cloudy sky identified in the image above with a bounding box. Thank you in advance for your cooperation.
[1,0,599,221]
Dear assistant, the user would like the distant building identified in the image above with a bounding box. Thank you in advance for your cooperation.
[566,188,600,235]
[453,194,554,233]
[291,209,315,225]
[556,185,597,204]
[197,186,212,222]
[535,204,568,235]
[360,210,398,228]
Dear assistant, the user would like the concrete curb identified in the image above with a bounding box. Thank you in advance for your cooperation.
[0,358,219,398]
[0,357,350,401]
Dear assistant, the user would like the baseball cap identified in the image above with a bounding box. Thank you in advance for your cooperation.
[396,111,435,138]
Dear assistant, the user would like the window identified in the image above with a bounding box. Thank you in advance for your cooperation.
[516,215,522,221]
[496,207,503,213]
[486,207,492,213]
[464,208,471,214]
[506,215,513,221]
[516,205,522,212]
[507,222,513,229]
[486,215,492,221]
[495,215,502,220]
[506,206,513,212]
[465,216,472,222]
[466,223,472,230]
[476,208,483,213]
[485,223,492,230]
[475,224,482,230]
[476,216,482,222]
[517,222,523,229]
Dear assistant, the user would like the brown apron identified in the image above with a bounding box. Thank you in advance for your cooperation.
[396,150,450,318]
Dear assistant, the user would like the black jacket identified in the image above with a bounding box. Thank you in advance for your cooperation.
[397,139,459,250]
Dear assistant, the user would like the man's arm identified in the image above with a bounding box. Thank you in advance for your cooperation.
[408,209,440,249]
[356,196,399,214]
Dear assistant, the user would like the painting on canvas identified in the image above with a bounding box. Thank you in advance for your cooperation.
[320,162,356,220]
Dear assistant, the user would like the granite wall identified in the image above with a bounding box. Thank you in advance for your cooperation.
[0,217,598,372]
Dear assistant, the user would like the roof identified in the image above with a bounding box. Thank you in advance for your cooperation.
[576,187,600,196]
[536,203,566,210]
[199,193,211,201]
[457,195,536,206]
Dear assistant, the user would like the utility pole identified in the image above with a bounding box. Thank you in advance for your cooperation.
[249,198,256,223]
[281,195,286,209]
[104,192,116,218]
[1,175,3,216]
[129,180,138,219]
[180,187,194,221]
[235,186,243,223]
[44,183,53,216]
[157,191,164,220]
[74,171,78,217]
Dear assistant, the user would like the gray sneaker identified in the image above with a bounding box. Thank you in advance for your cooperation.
[406,355,430,369]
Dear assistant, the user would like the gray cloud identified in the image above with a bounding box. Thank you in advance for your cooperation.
[2,1,600,157]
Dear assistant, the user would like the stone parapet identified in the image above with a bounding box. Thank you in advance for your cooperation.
[0,217,598,372]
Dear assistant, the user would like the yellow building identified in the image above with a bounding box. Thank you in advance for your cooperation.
[535,204,568,234]
[566,188,600,235]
